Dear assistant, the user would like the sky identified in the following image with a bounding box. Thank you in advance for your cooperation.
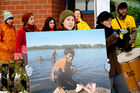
[26,29,106,47]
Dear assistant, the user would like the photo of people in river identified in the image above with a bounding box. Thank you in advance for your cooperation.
[26,30,111,93]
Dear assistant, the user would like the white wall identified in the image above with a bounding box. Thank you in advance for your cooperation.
[96,0,110,16]
[75,0,110,27]
[94,0,110,27]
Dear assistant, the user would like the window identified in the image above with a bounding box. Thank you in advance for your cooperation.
[75,0,94,14]
[66,0,94,14]
[75,0,94,10]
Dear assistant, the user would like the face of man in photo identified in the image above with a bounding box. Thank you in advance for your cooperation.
[65,53,74,63]
[118,8,127,16]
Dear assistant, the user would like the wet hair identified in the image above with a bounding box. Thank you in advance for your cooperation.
[117,2,128,11]
[73,9,83,19]
[97,11,114,24]
[42,17,57,31]
[64,48,75,56]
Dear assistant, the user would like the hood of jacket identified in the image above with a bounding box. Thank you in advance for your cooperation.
[115,1,127,20]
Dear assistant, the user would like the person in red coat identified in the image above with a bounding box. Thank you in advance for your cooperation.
[14,12,39,65]
[14,12,39,91]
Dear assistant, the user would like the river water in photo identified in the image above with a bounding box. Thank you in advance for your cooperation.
[28,48,111,93]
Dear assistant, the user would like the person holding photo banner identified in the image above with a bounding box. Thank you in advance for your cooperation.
[112,2,137,52]
[14,12,40,65]
[58,10,76,30]
[51,10,81,93]
[95,11,129,93]
[14,12,39,91]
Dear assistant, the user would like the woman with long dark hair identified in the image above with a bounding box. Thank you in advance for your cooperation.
[42,17,57,31]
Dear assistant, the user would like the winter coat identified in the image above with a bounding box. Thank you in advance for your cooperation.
[14,25,39,60]
[0,22,16,64]
[74,17,91,30]
[96,23,122,77]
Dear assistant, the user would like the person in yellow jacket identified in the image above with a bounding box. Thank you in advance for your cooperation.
[0,10,16,91]
[73,9,91,30]
[112,2,137,52]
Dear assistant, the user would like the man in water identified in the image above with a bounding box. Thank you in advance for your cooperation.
[37,56,43,62]
[50,48,81,92]
[52,49,57,65]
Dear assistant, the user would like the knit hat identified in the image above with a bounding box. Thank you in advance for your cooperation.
[97,11,114,24]
[115,2,127,20]
[22,12,33,23]
[59,10,76,24]
[3,10,13,21]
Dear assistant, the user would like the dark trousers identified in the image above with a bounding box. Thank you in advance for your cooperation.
[110,74,129,93]
[1,64,15,90]
[57,76,77,90]
[54,67,77,90]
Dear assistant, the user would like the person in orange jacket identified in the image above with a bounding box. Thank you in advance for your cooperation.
[0,10,16,91]
[14,12,40,65]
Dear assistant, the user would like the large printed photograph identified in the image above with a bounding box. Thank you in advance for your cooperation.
[0,0,140,93]
[26,30,111,93]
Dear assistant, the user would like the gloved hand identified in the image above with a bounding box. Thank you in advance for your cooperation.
[114,30,120,35]
[124,44,132,52]
[113,31,119,38]
[105,62,110,72]
[113,29,122,38]
[25,65,33,77]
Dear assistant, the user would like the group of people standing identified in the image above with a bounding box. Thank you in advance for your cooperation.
[0,1,137,93]
[0,6,90,92]
[0,11,40,92]
[42,9,90,31]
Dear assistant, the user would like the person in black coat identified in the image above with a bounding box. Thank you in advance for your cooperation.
[95,11,129,93]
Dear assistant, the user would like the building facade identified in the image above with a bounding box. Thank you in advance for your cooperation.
[0,0,94,30]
